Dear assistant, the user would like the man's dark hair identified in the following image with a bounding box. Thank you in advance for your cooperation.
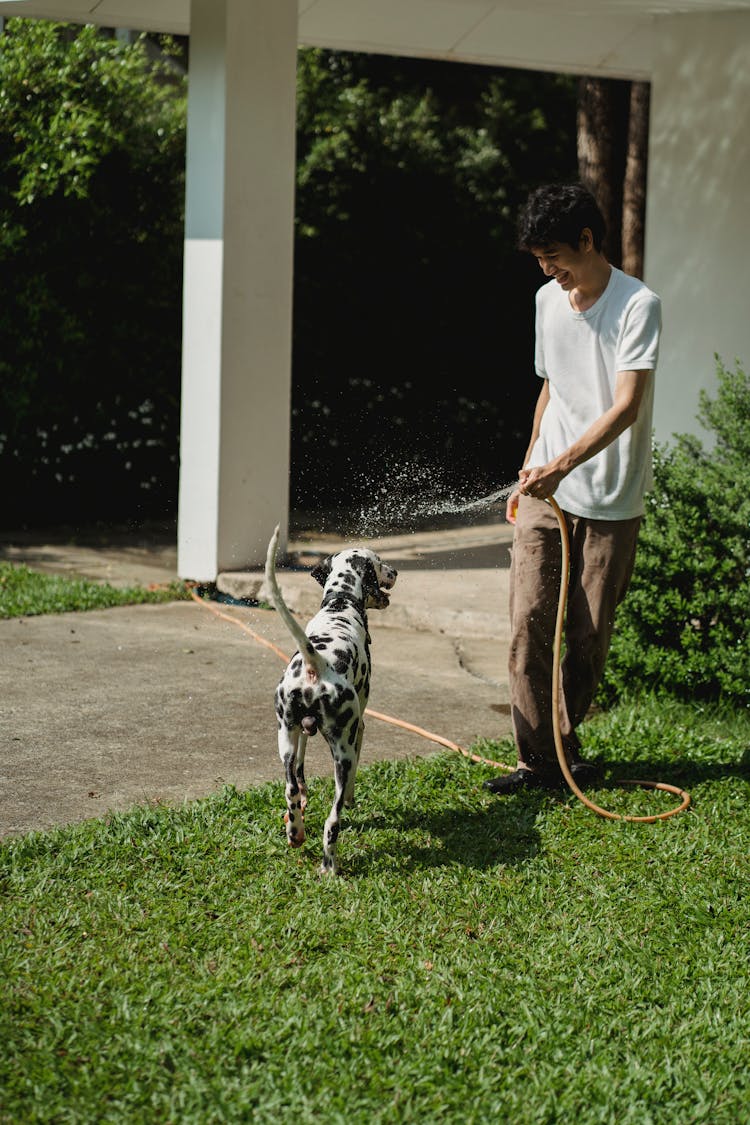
[517,183,606,253]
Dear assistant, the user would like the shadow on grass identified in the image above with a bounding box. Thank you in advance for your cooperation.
[348,794,547,874]
[343,749,750,876]
[599,752,750,790]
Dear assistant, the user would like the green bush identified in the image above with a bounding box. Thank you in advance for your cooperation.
[601,357,750,706]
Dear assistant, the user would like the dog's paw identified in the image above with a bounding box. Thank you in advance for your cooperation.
[283,811,306,846]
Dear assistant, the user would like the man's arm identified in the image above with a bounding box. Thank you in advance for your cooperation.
[508,369,652,518]
[505,379,550,524]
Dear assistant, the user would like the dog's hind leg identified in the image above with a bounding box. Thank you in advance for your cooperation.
[320,749,355,876]
[343,716,363,808]
[279,728,306,848]
[295,734,309,814]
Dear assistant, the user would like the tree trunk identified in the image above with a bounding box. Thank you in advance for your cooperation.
[621,81,650,279]
[576,76,630,268]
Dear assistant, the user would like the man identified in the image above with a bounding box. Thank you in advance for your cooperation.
[485,183,661,794]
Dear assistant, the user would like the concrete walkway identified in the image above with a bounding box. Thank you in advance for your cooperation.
[0,520,515,838]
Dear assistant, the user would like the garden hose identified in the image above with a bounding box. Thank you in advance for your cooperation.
[546,495,690,822]
[190,501,691,823]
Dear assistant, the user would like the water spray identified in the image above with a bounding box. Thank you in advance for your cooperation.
[346,461,518,535]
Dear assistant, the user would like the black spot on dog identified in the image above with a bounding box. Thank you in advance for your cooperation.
[327,595,357,613]
[333,647,352,674]
[325,822,340,847]
[331,707,354,739]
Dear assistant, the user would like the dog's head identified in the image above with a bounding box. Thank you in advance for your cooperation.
[311,548,398,609]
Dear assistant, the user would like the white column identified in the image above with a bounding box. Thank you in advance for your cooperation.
[645,12,750,444]
[178,0,297,580]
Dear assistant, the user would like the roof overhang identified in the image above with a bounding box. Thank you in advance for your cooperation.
[2,0,750,79]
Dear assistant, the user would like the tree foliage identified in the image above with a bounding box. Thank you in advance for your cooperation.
[601,358,750,706]
[0,20,186,526]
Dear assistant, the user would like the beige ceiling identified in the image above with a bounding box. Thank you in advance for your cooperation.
[1,0,749,77]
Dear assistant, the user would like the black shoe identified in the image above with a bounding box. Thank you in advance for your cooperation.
[483,760,602,795]
[483,768,562,794]
[568,760,602,789]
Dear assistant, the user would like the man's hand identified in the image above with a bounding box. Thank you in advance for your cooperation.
[506,463,564,523]
[518,463,566,502]
[505,487,521,525]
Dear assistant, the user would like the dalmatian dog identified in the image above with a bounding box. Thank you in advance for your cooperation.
[264,525,398,875]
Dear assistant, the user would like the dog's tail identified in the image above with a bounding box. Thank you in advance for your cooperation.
[265,525,327,682]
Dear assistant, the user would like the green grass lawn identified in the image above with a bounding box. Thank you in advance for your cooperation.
[1,698,748,1124]
[0,562,189,618]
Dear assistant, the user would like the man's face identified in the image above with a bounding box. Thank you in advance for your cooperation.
[530,236,590,291]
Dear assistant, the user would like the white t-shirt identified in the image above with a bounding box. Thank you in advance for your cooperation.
[529,265,661,520]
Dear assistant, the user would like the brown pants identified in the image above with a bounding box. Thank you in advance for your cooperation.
[508,494,641,776]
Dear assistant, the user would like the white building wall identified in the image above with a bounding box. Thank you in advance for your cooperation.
[645,12,750,444]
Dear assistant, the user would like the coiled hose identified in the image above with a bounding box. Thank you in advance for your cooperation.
[546,496,690,822]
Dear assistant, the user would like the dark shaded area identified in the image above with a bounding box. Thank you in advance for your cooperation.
[290,52,578,510]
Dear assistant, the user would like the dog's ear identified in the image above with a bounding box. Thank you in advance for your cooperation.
[368,589,390,610]
[310,556,332,587]
[361,559,390,610]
